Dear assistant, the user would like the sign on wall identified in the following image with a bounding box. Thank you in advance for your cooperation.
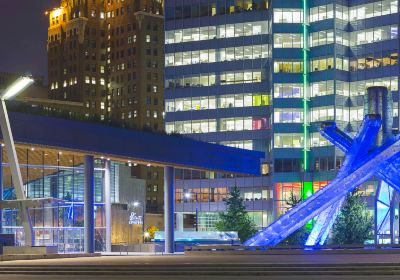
[128,211,143,225]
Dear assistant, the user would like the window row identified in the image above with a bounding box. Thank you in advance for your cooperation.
[273,61,303,73]
[273,9,303,23]
[165,1,269,21]
[350,76,398,96]
[311,57,349,72]
[273,33,303,48]
[220,140,253,150]
[274,159,302,173]
[165,44,268,67]
[311,26,398,48]
[349,52,398,71]
[274,133,303,148]
[165,117,269,134]
[310,80,351,97]
[309,1,397,23]
[310,30,334,47]
[309,4,334,22]
[349,0,398,21]
[311,133,331,147]
[310,106,335,122]
[220,70,263,85]
[351,25,398,46]
[84,76,105,85]
[310,104,398,124]
[273,83,303,98]
[166,70,262,89]
[165,21,268,44]
[274,109,303,123]
[220,117,269,131]
[274,78,398,99]
[165,93,270,112]
[166,74,216,88]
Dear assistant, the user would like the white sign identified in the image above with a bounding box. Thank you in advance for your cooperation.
[128,212,143,225]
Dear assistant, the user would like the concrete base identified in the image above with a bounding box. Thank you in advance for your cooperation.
[112,243,157,253]
[3,246,58,255]
[0,253,100,262]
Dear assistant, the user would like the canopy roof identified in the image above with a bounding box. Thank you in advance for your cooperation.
[3,112,264,175]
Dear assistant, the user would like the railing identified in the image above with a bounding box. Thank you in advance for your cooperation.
[185,244,400,253]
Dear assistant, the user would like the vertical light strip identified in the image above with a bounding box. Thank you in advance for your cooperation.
[302,0,309,172]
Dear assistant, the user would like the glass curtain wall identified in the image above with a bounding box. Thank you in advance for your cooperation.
[0,147,118,253]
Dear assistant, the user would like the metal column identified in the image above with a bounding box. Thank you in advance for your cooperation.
[104,160,111,252]
[0,100,34,246]
[164,166,175,253]
[84,155,95,253]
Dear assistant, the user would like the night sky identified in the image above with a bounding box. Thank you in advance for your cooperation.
[0,0,59,83]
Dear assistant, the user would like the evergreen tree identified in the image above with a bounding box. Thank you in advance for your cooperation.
[279,190,309,246]
[215,186,257,243]
[331,189,373,245]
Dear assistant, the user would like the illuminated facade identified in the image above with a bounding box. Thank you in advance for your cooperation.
[1,152,138,252]
[47,0,166,212]
[164,0,399,231]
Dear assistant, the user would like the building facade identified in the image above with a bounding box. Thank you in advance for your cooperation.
[164,0,399,233]
[47,0,165,212]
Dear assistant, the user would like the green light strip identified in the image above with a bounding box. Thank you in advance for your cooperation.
[302,0,309,172]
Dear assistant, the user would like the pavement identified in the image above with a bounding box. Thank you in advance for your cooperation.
[0,253,398,265]
[0,276,399,280]
[0,253,399,279]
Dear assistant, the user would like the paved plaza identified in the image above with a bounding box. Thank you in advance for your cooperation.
[0,253,398,279]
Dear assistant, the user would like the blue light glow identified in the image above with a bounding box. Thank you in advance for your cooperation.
[245,115,400,247]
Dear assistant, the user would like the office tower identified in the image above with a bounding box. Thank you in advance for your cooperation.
[164,0,399,233]
[47,0,165,212]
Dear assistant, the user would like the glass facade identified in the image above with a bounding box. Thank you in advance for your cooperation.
[165,0,400,229]
[0,146,132,252]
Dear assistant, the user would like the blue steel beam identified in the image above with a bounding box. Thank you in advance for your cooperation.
[318,120,400,191]
[245,125,400,246]
[306,116,380,246]
[319,122,353,153]
[306,200,344,246]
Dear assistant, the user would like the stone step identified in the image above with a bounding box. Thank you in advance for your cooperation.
[0,264,400,276]
[0,269,399,276]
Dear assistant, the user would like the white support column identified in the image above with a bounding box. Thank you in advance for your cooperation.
[104,160,112,252]
[84,155,95,253]
[176,212,184,232]
[164,166,175,253]
[0,100,34,246]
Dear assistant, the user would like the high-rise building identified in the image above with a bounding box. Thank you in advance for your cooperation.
[47,0,165,212]
[164,0,399,232]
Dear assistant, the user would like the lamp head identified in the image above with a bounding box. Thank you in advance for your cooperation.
[184,193,191,199]
[133,201,139,207]
[1,76,34,100]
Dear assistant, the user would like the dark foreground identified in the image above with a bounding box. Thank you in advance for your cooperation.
[0,253,400,279]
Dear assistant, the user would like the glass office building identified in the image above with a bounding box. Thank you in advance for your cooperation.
[164,0,399,230]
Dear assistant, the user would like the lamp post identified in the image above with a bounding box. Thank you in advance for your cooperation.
[0,76,35,246]
[133,201,145,243]
[184,192,199,232]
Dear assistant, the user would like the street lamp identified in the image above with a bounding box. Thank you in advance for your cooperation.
[184,192,199,232]
[0,76,35,246]
[1,77,34,100]
[133,201,145,243]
